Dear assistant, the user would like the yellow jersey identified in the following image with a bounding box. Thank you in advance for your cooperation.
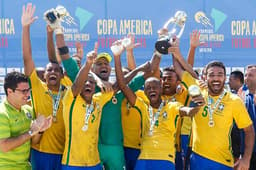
[181,71,252,167]
[162,86,190,152]
[61,75,72,87]
[29,69,67,154]
[122,90,146,149]
[62,88,113,166]
[135,97,181,163]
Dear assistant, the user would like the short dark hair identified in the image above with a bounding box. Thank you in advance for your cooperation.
[4,72,29,96]
[230,70,244,84]
[46,61,64,75]
[205,61,226,75]
[163,66,175,73]
[162,67,179,80]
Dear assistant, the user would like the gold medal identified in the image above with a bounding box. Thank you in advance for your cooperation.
[112,96,117,104]
[208,120,215,127]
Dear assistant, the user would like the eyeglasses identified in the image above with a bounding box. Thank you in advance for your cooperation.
[15,88,31,94]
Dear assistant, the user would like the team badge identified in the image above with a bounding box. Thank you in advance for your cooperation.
[218,103,225,111]
[26,112,32,119]
[163,112,168,119]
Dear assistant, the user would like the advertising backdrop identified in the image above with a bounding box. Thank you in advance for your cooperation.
[0,0,255,100]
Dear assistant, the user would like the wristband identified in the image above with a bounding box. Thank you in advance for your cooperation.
[58,46,69,55]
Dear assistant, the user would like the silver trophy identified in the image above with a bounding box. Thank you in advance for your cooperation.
[188,85,201,107]
[155,11,187,54]
[44,5,77,29]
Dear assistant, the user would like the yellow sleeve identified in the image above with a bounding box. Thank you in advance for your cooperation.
[94,91,114,106]
[168,102,182,123]
[134,97,147,114]
[136,90,149,104]
[181,71,200,89]
[61,76,73,87]
[63,87,74,107]
[29,69,43,88]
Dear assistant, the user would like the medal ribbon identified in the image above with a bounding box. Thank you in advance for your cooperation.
[148,101,165,136]
[48,85,62,119]
[207,90,226,127]
[83,102,94,129]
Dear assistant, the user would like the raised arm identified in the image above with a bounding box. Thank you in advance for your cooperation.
[125,34,140,70]
[71,47,96,96]
[46,25,58,63]
[169,39,198,79]
[21,3,37,76]
[112,41,137,106]
[187,30,202,66]
[55,32,79,82]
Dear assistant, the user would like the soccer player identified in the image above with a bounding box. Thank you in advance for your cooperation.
[22,3,67,169]
[61,48,114,170]
[113,40,205,170]
[172,44,255,169]
[54,32,160,170]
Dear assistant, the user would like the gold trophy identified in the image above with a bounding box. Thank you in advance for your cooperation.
[155,11,187,54]
[188,85,201,107]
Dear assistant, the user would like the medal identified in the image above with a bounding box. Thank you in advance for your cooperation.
[112,96,117,104]
[208,120,215,127]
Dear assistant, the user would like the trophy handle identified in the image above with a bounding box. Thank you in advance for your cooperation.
[177,23,185,38]
[163,17,175,28]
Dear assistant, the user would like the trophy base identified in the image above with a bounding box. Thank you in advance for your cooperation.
[155,40,171,55]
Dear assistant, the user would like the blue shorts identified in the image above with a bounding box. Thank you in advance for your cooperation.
[175,151,183,170]
[135,159,175,170]
[181,135,189,157]
[31,149,62,170]
[190,152,232,170]
[124,147,140,170]
[62,164,102,170]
